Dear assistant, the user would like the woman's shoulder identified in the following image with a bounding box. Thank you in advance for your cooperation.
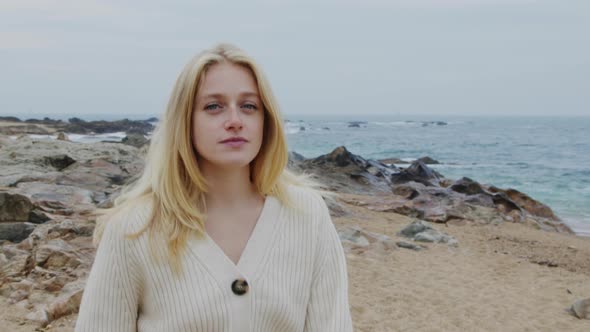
[281,184,333,225]
[100,195,154,239]
[284,184,326,208]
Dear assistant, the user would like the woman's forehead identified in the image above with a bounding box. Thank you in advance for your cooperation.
[197,63,259,98]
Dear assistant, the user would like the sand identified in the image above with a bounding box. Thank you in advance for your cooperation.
[337,193,590,331]
[2,192,590,331]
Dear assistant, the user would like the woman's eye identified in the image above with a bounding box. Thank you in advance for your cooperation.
[243,104,258,111]
[204,103,220,111]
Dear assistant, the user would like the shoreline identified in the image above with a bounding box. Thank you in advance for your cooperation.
[2,129,590,238]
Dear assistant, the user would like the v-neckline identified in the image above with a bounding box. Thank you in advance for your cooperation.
[188,195,281,285]
[206,195,270,268]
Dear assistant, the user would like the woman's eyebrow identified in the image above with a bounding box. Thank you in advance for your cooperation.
[239,92,260,98]
[199,92,260,100]
[199,93,224,100]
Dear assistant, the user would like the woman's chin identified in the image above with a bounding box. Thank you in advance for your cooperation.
[209,158,254,170]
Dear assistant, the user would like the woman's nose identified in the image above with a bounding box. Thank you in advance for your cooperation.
[224,105,243,130]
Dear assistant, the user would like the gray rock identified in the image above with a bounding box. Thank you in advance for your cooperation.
[0,222,36,243]
[338,225,397,254]
[396,241,426,251]
[122,133,148,148]
[413,229,443,243]
[14,182,96,213]
[413,229,457,245]
[464,194,495,208]
[416,156,440,164]
[392,182,424,200]
[295,146,395,195]
[572,298,590,319]
[398,220,430,238]
[28,209,50,224]
[449,177,486,195]
[41,154,76,171]
[338,227,370,247]
[379,157,408,165]
[0,192,34,222]
[391,161,444,187]
[398,220,458,246]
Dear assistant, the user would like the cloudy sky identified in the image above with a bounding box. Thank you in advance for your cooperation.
[1,0,588,120]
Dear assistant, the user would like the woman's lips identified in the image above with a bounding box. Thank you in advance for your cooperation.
[222,140,246,148]
[220,136,247,147]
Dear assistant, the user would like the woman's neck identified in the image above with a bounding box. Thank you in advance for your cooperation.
[200,164,260,209]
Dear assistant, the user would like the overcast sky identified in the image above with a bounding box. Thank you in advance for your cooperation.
[1,0,588,120]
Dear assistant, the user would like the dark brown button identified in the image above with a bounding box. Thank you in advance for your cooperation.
[231,279,249,295]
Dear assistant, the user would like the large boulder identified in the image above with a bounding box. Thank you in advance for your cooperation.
[0,222,36,243]
[295,146,398,195]
[391,161,443,187]
[0,192,49,242]
[0,138,144,192]
[449,177,486,195]
[0,192,35,222]
[488,186,559,220]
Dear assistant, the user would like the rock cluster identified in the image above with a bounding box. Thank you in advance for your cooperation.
[290,146,571,234]
[1,135,145,327]
[0,116,156,136]
[397,220,458,246]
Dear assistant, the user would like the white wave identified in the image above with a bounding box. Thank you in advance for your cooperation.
[28,134,55,140]
[286,122,305,135]
[66,131,128,143]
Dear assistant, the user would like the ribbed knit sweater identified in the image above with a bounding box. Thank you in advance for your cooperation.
[75,185,353,331]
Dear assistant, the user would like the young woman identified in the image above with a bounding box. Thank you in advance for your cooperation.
[75,43,353,332]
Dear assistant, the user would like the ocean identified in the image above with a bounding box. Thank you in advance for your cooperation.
[284,115,590,236]
[12,114,589,236]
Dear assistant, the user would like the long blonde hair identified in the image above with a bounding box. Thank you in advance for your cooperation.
[94,43,324,272]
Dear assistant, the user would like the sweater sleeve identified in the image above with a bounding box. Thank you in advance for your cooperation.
[75,219,142,332]
[304,194,353,332]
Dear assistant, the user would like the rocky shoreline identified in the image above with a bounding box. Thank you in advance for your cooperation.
[0,116,156,136]
[1,131,589,330]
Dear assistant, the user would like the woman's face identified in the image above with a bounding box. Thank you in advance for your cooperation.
[192,62,265,172]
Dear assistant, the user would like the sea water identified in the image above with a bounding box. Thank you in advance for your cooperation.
[285,115,590,236]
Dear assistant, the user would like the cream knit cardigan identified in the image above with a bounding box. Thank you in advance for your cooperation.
[75,185,353,331]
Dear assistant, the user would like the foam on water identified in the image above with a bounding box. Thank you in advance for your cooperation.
[67,132,127,143]
[285,122,305,135]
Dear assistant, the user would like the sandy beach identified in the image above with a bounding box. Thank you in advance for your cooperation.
[336,193,590,331]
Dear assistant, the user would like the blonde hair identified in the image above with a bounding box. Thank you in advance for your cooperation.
[94,43,328,273]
